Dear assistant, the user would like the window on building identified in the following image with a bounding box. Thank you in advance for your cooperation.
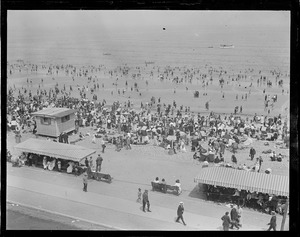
[41,117,51,125]
[61,115,70,123]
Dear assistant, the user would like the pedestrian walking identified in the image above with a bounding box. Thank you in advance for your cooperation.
[142,190,151,212]
[96,154,103,172]
[221,212,231,231]
[230,204,240,230]
[236,204,243,227]
[258,156,263,172]
[231,154,237,166]
[249,147,256,160]
[175,202,186,226]
[267,211,277,231]
[101,139,106,153]
[83,172,88,192]
[137,188,142,203]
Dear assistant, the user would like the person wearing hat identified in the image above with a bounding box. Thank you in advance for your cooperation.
[258,156,263,172]
[85,157,89,168]
[270,151,276,161]
[83,172,88,192]
[230,204,240,230]
[249,147,256,161]
[142,190,151,212]
[176,202,186,226]
[221,211,231,231]
[96,154,103,172]
[267,211,277,231]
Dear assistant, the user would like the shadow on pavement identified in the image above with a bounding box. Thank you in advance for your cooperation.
[187,184,207,200]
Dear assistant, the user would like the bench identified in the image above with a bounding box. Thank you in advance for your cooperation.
[70,138,82,144]
[88,170,112,183]
[151,182,180,195]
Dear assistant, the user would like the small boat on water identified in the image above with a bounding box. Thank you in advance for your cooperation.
[220,44,234,49]
[145,61,155,64]
[208,46,213,48]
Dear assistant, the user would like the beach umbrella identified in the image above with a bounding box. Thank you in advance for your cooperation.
[225,126,234,131]
[141,126,147,130]
[200,131,206,137]
[139,121,145,126]
[243,137,253,146]
[222,134,232,140]
[166,135,176,141]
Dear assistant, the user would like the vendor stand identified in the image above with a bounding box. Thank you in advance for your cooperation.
[14,138,96,175]
[194,166,289,213]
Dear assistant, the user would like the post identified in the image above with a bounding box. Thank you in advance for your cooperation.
[280,197,289,231]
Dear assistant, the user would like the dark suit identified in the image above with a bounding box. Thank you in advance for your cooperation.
[250,148,256,160]
[83,175,88,192]
[230,207,239,229]
[142,192,150,212]
[176,204,186,225]
[267,215,277,231]
[221,214,231,231]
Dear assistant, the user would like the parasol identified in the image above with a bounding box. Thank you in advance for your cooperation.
[139,121,146,126]
[141,126,147,130]
[166,135,176,141]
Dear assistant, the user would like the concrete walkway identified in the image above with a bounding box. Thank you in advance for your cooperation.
[7,165,288,230]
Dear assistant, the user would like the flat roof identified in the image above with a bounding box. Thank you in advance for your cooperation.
[31,108,76,118]
[14,138,96,162]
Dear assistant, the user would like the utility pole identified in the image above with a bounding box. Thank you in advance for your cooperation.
[280,197,289,231]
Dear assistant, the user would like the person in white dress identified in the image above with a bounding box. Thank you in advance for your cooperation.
[67,161,74,173]
[174,179,182,194]
[236,204,243,227]
[180,140,186,152]
[92,133,96,143]
[43,156,48,170]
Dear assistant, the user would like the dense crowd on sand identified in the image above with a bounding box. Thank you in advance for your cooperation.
[6,60,290,220]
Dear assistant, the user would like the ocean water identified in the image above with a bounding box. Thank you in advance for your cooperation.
[7,24,290,72]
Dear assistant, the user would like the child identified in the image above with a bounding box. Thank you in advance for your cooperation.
[137,188,142,203]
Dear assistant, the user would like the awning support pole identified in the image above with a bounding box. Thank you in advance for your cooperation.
[280,197,289,231]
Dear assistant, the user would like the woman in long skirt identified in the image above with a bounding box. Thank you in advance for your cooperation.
[43,156,47,170]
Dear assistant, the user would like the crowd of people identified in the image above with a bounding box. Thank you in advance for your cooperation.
[7,75,289,156]
[7,61,290,230]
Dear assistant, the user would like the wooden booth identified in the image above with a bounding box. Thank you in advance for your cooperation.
[31,108,76,137]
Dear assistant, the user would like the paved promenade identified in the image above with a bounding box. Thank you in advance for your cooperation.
[6,165,289,230]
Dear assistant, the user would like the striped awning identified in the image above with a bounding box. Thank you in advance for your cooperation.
[14,138,96,163]
[194,167,289,197]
